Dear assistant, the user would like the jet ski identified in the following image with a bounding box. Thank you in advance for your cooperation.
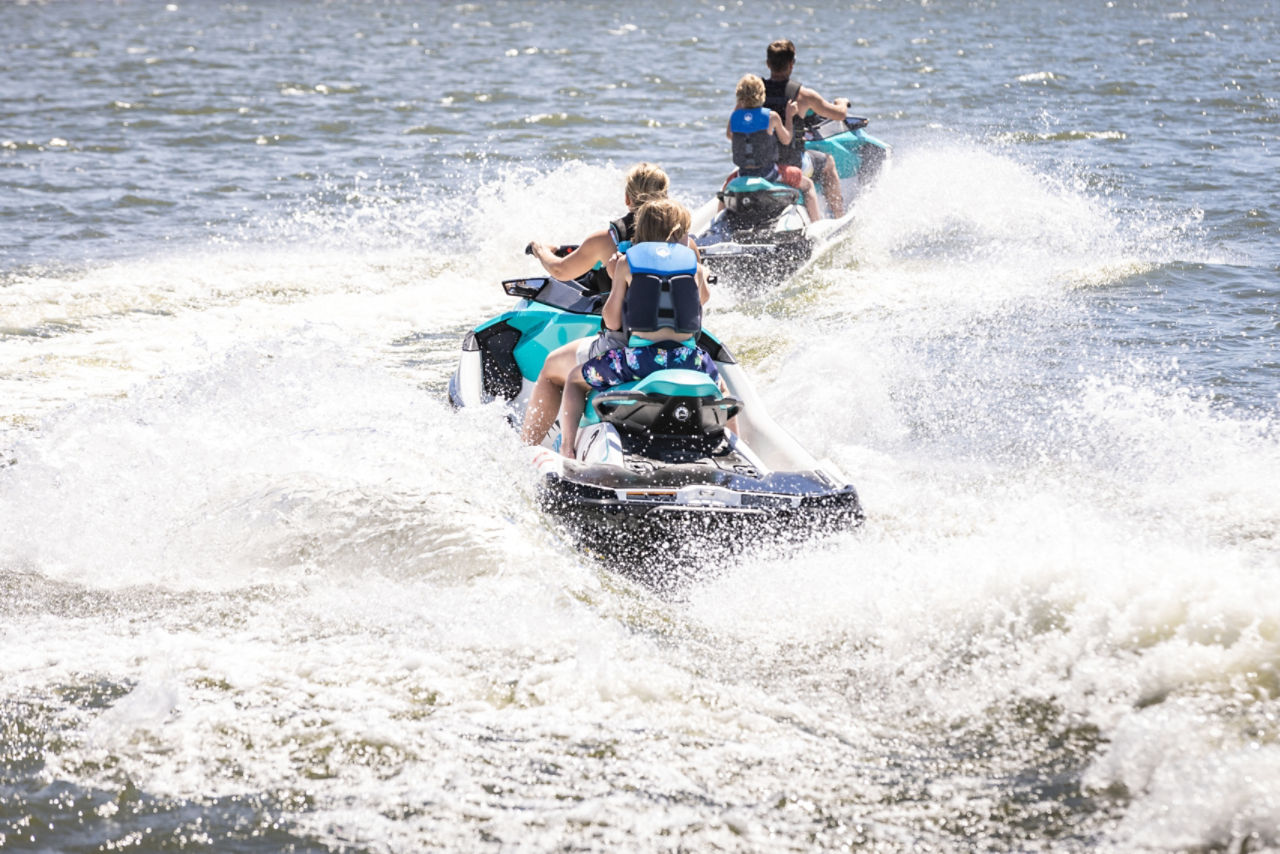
[692,115,890,289]
[448,270,864,585]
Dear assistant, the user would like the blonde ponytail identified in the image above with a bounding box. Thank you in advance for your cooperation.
[624,162,670,210]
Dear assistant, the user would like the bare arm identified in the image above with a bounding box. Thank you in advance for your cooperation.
[528,229,615,281]
[796,86,852,122]
[685,236,711,306]
[771,108,794,146]
[602,258,629,331]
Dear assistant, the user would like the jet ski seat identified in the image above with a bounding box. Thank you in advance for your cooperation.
[585,369,741,453]
[718,175,802,222]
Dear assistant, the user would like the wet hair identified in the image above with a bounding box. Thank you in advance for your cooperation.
[633,199,692,245]
[624,162,669,211]
[735,74,766,109]
[767,39,796,73]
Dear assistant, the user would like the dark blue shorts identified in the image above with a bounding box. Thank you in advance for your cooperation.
[581,340,720,390]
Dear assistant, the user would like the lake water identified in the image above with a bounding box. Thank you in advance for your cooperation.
[2,1,1278,851]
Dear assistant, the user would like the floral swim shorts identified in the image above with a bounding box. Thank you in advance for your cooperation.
[581,339,720,390]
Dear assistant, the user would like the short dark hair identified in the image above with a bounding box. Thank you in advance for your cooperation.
[767,39,795,72]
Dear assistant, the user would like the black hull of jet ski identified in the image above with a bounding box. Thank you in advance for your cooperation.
[532,446,863,586]
[544,493,862,589]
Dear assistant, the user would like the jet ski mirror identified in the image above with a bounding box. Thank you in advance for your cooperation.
[502,278,545,299]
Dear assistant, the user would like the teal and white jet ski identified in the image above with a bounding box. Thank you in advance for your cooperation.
[692,115,889,289]
[448,270,864,583]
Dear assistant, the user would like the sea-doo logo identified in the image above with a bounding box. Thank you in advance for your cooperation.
[673,404,691,422]
[657,247,670,258]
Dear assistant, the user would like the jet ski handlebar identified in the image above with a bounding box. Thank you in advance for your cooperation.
[524,242,576,258]
[802,112,870,141]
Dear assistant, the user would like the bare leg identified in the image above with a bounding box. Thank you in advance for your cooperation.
[520,373,564,446]
[717,169,737,213]
[520,340,589,445]
[821,156,844,218]
[559,368,589,458]
[801,177,822,222]
[718,380,739,437]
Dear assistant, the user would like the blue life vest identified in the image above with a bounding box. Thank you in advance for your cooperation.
[730,107,778,176]
[623,242,701,337]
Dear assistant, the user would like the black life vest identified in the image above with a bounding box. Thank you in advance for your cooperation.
[763,77,804,167]
[729,107,778,176]
[622,242,701,337]
[582,210,636,295]
[608,210,635,248]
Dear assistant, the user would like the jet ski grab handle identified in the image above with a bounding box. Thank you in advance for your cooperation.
[593,391,743,434]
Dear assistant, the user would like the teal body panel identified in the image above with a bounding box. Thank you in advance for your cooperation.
[475,300,602,383]
[629,368,721,399]
[807,127,887,179]
[723,174,805,205]
[724,175,781,194]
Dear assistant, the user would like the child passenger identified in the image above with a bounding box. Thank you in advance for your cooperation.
[724,73,822,223]
[556,199,719,457]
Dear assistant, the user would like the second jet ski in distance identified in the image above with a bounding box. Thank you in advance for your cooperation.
[692,114,890,291]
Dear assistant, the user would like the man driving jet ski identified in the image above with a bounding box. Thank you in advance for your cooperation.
[764,38,853,218]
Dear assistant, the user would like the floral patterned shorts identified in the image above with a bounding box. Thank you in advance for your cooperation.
[581,340,720,390]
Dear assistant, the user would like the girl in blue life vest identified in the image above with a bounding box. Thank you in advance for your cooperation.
[724,74,822,223]
[556,199,721,457]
